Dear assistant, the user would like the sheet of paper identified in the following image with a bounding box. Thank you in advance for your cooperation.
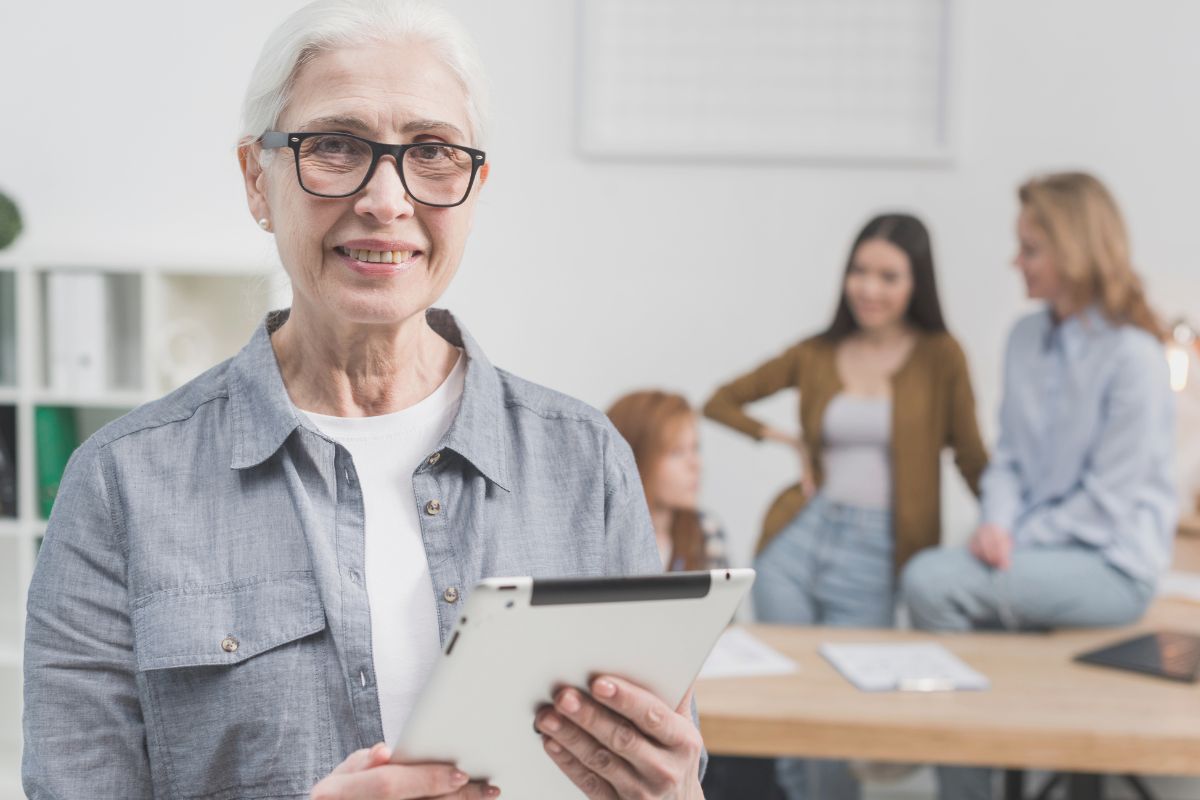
[1158,571,1200,603]
[819,642,990,692]
[698,627,798,679]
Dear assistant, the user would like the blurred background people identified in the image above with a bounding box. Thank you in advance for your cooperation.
[608,388,782,800]
[704,213,988,800]
[608,390,729,572]
[902,172,1178,800]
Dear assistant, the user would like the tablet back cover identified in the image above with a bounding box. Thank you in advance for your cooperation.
[395,569,752,798]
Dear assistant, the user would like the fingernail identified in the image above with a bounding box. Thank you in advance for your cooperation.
[540,712,561,732]
[559,690,581,713]
[545,738,563,754]
[593,678,616,698]
[486,786,502,797]
[452,770,469,786]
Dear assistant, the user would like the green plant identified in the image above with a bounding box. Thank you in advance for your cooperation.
[0,190,22,251]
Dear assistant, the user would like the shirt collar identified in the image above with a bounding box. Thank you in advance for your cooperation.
[228,308,511,491]
[1042,304,1111,358]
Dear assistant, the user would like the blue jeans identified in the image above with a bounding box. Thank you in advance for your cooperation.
[901,545,1155,800]
[753,495,894,800]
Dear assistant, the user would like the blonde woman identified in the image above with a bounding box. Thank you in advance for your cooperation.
[902,172,1177,800]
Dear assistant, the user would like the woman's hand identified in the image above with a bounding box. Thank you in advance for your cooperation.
[969,524,1013,570]
[310,743,500,800]
[761,427,816,497]
[536,676,704,800]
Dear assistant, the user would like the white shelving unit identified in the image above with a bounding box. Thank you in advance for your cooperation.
[0,260,289,794]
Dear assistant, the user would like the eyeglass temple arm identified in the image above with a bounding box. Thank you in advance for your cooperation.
[260,131,291,148]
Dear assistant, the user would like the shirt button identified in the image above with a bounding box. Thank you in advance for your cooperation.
[443,586,460,603]
[427,451,442,466]
[425,499,442,516]
[221,635,239,653]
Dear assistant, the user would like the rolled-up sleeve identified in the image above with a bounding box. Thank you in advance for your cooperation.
[23,439,151,799]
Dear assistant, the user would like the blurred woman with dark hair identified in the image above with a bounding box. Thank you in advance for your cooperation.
[608,390,729,572]
[704,213,988,800]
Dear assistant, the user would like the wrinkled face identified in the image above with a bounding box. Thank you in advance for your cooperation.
[844,238,914,332]
[648,415,702,512]
[1014,207,1062,303]
[242,41,481,328]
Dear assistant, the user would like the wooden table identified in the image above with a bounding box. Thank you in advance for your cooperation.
[1174,517,1200,571]
[1180,513,1200,538]
[697,600,1200,786]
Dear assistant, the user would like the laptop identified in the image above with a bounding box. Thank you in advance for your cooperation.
[1075,631,1200,683]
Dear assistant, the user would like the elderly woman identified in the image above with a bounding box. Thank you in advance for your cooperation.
[22,2,705,799]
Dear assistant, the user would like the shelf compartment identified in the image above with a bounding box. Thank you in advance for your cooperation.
[0,663,19,796]
[153,273,277,393]
[34,405,131,519]
[38,270,143,395]
[0,539,20,655]
[0,406,13,519]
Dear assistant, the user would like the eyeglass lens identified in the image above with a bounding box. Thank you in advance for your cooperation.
[296,134,476,204]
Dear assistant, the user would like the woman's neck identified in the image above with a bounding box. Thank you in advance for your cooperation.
[1050,297,1079,323]
[854,320,914,347]
[650,506,674,568]
[650,506,674,540]
[271,303,459,417]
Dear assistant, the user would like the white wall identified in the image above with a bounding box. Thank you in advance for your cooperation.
[3,0,1198,561]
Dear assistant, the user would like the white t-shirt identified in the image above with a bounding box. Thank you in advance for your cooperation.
[303,354,465,744]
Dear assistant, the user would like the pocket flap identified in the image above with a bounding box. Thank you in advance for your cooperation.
[132,572,326,671]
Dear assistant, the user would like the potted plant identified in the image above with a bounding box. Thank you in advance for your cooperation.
[0,190,20,251]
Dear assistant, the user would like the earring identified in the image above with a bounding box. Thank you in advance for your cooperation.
[258,217,271,231]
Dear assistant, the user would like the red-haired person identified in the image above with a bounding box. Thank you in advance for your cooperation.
[607,390,729,572]
[609,390,778,800]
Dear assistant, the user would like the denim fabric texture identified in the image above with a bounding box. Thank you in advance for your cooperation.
[752,494,895,800]
[903,543,1154,800]
[23,309,668,799]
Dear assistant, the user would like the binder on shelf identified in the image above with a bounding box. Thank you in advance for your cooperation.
[46,271,108,394]
[35,406,79,519]
[0,421,15,518]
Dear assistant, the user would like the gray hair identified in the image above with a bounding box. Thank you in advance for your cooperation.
[238,0,489,149]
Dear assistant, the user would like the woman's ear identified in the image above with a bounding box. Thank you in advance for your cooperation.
[238,142,272,226]
[478,162,490,186]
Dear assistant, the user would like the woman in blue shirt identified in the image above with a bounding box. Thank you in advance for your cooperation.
[901,171,1177,800]
[22,2,706,798]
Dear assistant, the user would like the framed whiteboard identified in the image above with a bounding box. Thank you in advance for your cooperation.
[576,0,957,165]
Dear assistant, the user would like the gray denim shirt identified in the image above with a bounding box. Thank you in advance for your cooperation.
[23,309,682,800]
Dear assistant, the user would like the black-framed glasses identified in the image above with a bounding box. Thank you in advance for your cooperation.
[259,131,486,207]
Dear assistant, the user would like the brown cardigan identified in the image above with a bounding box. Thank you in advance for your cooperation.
[703,331,988,573]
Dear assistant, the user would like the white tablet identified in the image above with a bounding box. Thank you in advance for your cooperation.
[394,568,754,798]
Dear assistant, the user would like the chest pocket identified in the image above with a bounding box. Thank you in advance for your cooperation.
[132,572,333,800]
